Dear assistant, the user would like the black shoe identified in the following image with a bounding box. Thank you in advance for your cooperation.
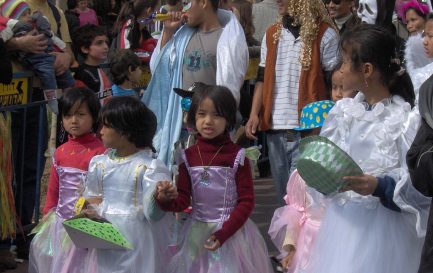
[0,249,17,270]
[14,232,35,260]
[270,256,284,272]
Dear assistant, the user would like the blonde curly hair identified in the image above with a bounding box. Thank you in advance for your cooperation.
[273,0,336,70]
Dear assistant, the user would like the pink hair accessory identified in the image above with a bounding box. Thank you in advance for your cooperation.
[397,0,430,23]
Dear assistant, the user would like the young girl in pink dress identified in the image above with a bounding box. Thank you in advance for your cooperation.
[155,83,273,273]
[29,88,105,273]
[75,0,99,26]
[268,100,335,273]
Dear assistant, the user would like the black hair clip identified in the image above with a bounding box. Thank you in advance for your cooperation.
[173,82,206,98]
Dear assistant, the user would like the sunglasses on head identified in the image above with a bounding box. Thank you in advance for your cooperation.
[324,0,342,5]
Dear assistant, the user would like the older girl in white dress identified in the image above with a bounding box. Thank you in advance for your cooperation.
[307,24,431,273]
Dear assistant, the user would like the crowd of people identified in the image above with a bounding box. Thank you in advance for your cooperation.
[1,0,433,272]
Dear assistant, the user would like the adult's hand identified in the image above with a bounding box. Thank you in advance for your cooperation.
[9,31,47,54]
[50,51,72,76]
[245,114,259,140]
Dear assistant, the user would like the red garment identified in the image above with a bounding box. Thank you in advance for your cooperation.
[43,133,105,215]
[0,16,9,32]
[158,133,254,245]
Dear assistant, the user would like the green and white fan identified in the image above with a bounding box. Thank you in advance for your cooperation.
[63,217,133,250]
[297,136,363,195]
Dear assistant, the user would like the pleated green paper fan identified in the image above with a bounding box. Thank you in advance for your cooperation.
[297,135,363,195]
[63,218,133,250]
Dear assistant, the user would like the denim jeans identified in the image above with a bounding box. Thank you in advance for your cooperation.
[23,53,75,90]
[266,130,300,205]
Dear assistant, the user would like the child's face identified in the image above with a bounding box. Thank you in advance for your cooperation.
[340,50,364,91]
[129,66,143,85]
[195,97,227,139]
[77,0,89,10]
[100,122,127,149]
[62,102,93,138]
[331,70,358,101]
[423,20,433,58]
[82,35,109,65]
[19,9,32,24]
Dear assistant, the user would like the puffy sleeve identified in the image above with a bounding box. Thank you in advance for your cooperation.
[83,156,104,199]
[320,97,358,150]
[142,159,172,222]
[388,104,431,237]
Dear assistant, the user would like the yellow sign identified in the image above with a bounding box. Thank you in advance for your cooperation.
[0,77,29,106]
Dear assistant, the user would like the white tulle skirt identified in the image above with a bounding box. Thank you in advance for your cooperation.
[28,211,95,273]
[167,218,274,273]
[307,199,425,273]
[89,213,173,273]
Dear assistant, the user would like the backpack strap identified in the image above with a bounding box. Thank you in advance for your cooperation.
[47,0,62,39]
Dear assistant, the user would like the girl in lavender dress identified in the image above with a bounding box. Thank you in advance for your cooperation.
[29,88,106,273]
[155,83,273,273]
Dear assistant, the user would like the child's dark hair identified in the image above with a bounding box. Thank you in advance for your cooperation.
[73,24,107,57]
[59,87,101,132]
[67,0,77,10]
[232,0,258,46]
[407,7,428,20]
[110,49,141,85]
[187,83,237,131]
[427,12,433,22]
[340,24,415,107]
[113,0,158,50]
[376,0,397,31]
[100,96,156,150]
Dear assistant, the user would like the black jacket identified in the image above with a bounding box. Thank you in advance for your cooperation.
[407,119,433,273]
[0,38,12,85]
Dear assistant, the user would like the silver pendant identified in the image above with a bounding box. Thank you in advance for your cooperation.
[199,169,210,186]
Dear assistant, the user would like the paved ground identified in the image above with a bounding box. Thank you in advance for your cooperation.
[8,177,281,273]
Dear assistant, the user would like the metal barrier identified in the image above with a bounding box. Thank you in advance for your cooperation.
[0,72,47,229]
